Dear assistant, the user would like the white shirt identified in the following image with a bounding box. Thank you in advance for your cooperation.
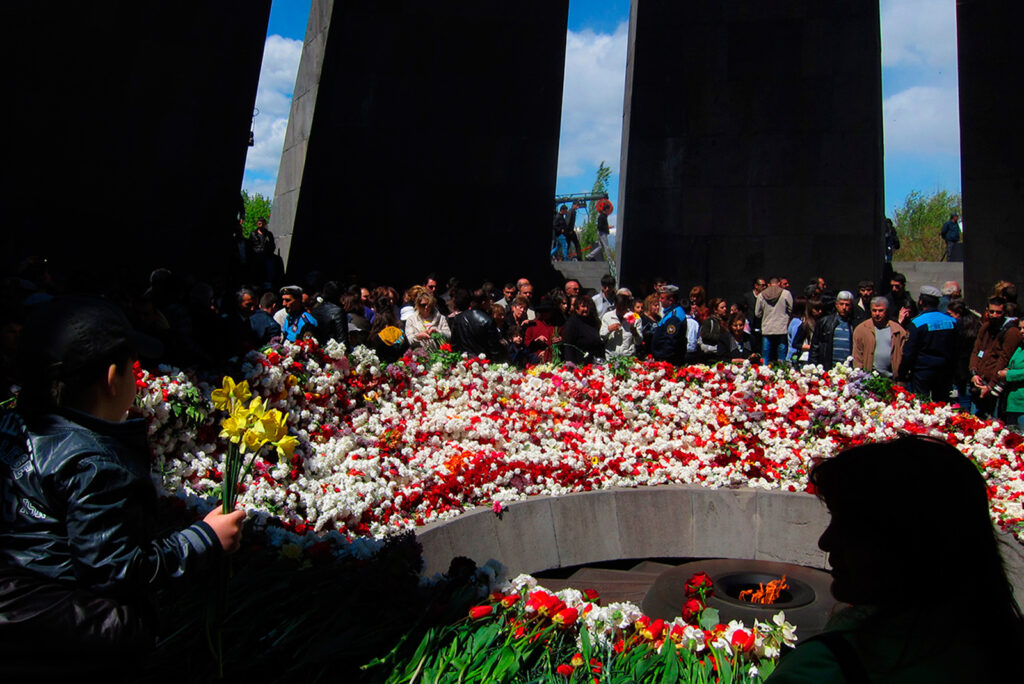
[600,310,640,357]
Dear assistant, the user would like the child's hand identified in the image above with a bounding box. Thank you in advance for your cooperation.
[204,508,246,553]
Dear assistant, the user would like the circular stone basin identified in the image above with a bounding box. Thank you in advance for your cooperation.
[713,572,816,610]
[642,559,840,638]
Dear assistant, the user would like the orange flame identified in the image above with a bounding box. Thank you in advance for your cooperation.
[739,575,788,605]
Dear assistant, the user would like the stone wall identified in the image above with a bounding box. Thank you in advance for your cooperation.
[616,0,884,302]
[415,485,1024,607]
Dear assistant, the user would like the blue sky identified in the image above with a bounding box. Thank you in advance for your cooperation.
[243,0,962,227]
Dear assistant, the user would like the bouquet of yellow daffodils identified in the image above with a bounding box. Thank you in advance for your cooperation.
[212,376,299,513]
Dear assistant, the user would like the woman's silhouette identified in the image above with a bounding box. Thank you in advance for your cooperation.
[768,436,1024,682]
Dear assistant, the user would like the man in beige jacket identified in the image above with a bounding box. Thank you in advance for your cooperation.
[853,296,908,377]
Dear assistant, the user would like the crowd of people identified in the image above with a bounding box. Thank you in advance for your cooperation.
[3,248,1021,428]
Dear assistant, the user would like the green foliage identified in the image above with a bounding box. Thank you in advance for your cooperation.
[860,372,896,403]
[240,190,273,238]
[609,355,637,380]
[579,161,613,251]
[168,385,207,430]
[892,189,961,262]
[427,334,462,372]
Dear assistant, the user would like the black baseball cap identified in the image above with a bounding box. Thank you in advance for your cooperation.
[20,296,163,379]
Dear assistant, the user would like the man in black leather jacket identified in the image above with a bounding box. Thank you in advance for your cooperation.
[810,291,868,367]
[449,290,504,359]
[0,297,243,673]
[311,280,350,349]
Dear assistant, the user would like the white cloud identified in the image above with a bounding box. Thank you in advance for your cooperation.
[883,85,959,155]
[880,0,957,68]
[242,177,279,199]
[557,23,629,178]
[243,35,303,184]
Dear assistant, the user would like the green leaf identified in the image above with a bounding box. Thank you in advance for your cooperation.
[698,607,720,630]
[662,643,680,682]
[716,648,734,683]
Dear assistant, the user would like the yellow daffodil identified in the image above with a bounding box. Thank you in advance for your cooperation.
[242,428,266,452]
[219,413,246,443]
[211,376,252,411]
[275,435,299,459]
[258,409,289,442]
[247,396,267,420]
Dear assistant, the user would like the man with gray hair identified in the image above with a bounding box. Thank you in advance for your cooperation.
[810,290,868,367]
[853,296,908,376]
[939,280,962,311]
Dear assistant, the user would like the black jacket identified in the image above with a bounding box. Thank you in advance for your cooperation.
[0,410,220,665]
[899,308,958,383]
[450,309,503,358]
[0,410,220,598]
[810,309,868,366]
[312,300,349,348]
[561,316,604,365]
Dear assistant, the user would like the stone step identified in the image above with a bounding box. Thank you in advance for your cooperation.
[567,567,645,583]
[892,260,963,300]
[552,261,614,291]
[536,567,661,606]
[628,560,680,576]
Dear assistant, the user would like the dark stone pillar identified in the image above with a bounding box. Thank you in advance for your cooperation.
[3,2,271,284]
[281,1,568,291]
[617,1,884,301]
[957,0,1024,304]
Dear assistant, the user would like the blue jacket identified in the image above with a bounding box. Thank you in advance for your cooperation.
[899,309,957,382]
[650,305,688,365]
[0,410,219,599]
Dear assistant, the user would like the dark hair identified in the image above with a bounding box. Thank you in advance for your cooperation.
[790,296,807,320]
[989,296,1007,308]
[259,291,277,310]
[574,296,598,328]
[727,312,746,329]
[891,272,906,284]
[452,288,472,312]
[16,298,156,416]
[811,438,1021,616]
[369,302,399,337]
[340,293,363,315]
[600,274,616,289]
[919,293,939,309]
[321,281,341,303]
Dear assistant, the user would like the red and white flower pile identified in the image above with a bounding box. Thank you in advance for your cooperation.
[383,570,797,681]
[136,341,1024,544]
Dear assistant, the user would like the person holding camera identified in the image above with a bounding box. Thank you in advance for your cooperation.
[970,296,1022,418]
